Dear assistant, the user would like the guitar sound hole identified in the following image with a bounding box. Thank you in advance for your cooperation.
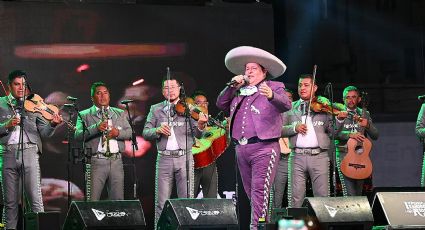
[355,146,364,154]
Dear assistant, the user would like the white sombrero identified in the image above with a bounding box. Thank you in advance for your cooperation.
[224,46,286,78]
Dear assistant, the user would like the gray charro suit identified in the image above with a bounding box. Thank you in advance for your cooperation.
[336,106,378,196]
[415,103,425,185]
[282,99,336,207]
[143,100,202,227]
[0,95,56,229]
[74,105,131,201]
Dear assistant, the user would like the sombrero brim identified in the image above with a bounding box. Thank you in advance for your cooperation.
[224,46,286,78]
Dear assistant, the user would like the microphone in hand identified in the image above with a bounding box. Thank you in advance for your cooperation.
[226,75,249,86]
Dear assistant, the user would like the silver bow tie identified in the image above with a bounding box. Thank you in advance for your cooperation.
[239,86,258,96]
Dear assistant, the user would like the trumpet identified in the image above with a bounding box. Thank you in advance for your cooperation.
[101,106,111,156]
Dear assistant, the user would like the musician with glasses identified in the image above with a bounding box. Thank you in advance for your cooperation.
[142,77,208,228]
[192,90,226,198]
[74,82,132,201]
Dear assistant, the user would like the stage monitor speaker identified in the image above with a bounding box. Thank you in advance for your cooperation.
[157,198,238,229]
[303,196,374,230]
[372,191,425,228]
[62,200,145,230]
[25,212,60,230]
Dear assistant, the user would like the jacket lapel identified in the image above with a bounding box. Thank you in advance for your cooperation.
[293,100,303,121]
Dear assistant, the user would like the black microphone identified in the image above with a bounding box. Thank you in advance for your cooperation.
[418,95,425,101]
[67,96,78,101]
[226,76,249,86]
[121,99,134,104]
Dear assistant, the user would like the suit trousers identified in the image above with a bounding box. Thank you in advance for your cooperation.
[336,150,364,196]
[288,151,330,208]
[2,144,43,230]
[154,152,194,228]
[236,141,279,230]
[272,153,289,208]
[88,154,124,201]
[194,162,218,198]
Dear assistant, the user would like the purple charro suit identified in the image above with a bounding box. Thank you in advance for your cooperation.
[216,80,291,229]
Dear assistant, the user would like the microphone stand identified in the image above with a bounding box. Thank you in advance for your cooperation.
[227,88,247,230]
[123,102,139,199]
[18,80,27,230]
[325,83,338,197]
[180,84,195,198]
[73,103,91,201]
[66,104,75,209]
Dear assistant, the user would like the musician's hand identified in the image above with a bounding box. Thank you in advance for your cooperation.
[295,123,308,135]
[97,121,108,132]
[359,118,369,128]
[230,75,247,89]
[337,111,348,120]
[108,127,119,138]
[197,112,208,130]
[259,82,273,99]
[223,117,230,132]
[50,113,63,126]
[156,123,171,136]
[349,132,366,142]
[5,116,20,129]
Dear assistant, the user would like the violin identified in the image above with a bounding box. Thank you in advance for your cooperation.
[310,97,364,122]
[175,97,208,120]
[309,97,342,116]
[24,94,75,130]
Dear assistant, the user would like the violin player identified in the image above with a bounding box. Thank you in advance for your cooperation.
[216,46,292,229]
[74,82,132,201]
[142,76,208,228]
[335,86,378,196]
[0,70,62,230]
[281,73,342,208]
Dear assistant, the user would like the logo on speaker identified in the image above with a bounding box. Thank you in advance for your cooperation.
[186,207,200,220]
[404,201,425,217]
[185,207,220,220]
[324,205,338,218]
[92,208,106,221]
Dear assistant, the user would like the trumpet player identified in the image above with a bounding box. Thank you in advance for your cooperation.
[75,82,132,201]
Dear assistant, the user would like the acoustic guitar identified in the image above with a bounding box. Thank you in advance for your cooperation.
[340,92,373,180]
[192,125,229,169]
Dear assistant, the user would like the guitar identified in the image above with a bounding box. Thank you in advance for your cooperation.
[192,124,229,169]
[340,92,373,180]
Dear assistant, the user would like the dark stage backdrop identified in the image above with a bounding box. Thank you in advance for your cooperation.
[0,1,274,229]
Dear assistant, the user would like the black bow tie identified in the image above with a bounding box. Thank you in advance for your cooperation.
[300,102,308,115]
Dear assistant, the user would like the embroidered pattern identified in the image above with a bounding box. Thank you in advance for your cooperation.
[250,105,260,114]
[260,149,277,220]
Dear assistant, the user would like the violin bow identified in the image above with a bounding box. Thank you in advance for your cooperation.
[166,67,171,126]
[304,65,317,124]
[0,80,17,116]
